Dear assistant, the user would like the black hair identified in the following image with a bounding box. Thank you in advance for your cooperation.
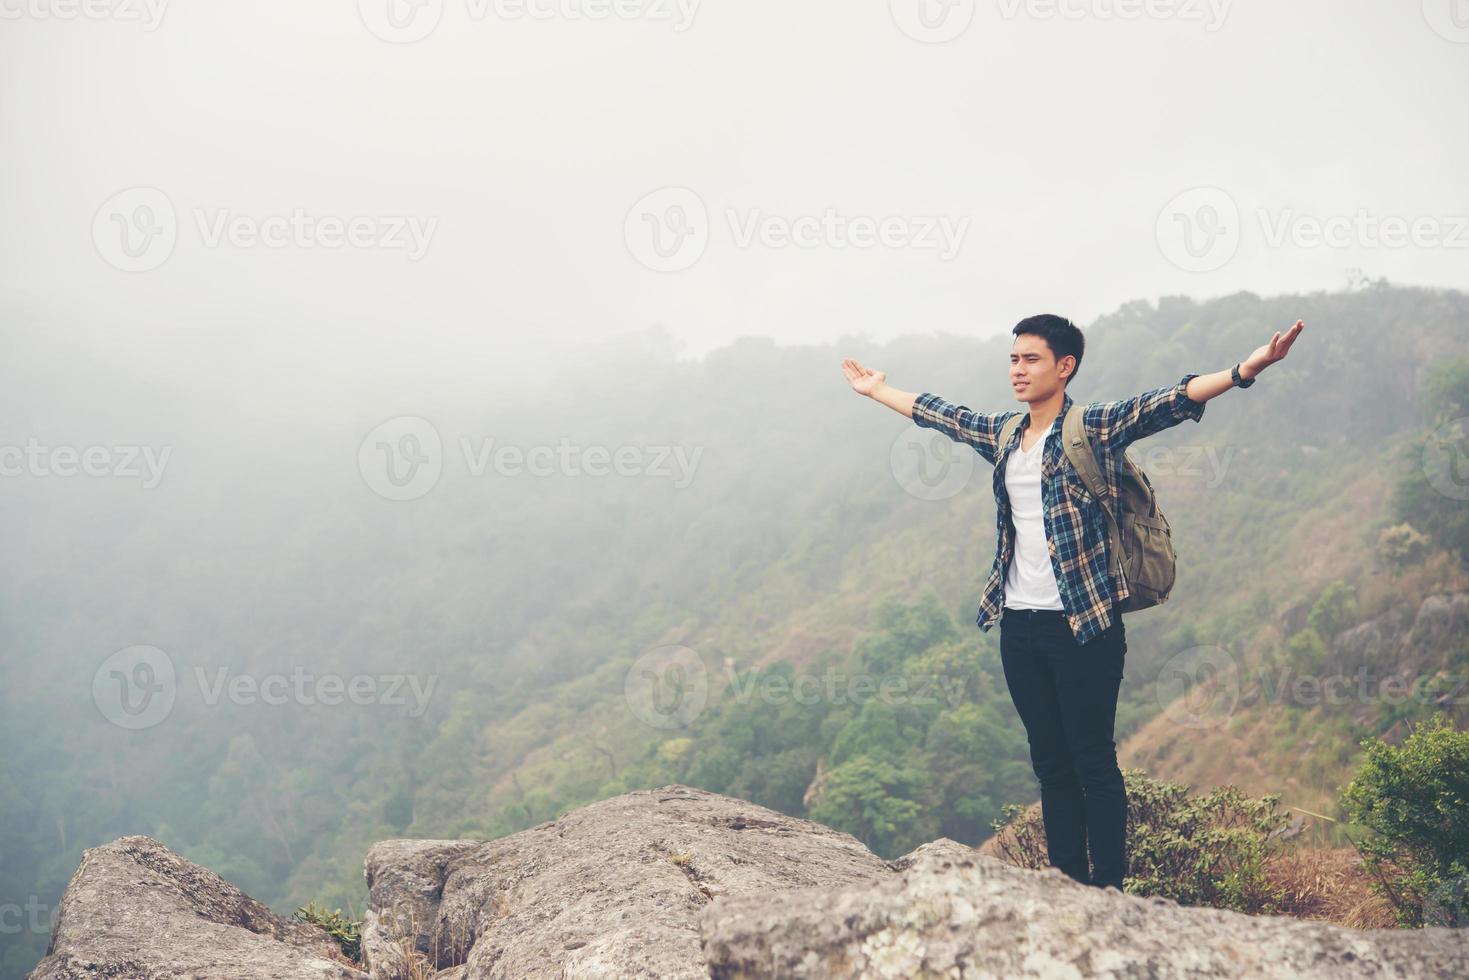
[1012,314,1084,386]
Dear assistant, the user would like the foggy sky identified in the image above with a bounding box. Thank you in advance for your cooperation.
[2,0,1465,382]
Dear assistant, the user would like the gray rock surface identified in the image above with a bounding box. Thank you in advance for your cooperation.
[1405,591,1468,651]
[31,787,1469,979]
[699,837,1469,980]
[362,784,890,979]
[27,835,365,980]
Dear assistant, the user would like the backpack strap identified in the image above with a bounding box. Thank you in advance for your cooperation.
[1061,405,1127,592]
[1061,405,1108,500]
[997,413,1024,454]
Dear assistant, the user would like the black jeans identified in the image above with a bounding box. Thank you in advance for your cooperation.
[999,605,1128,890]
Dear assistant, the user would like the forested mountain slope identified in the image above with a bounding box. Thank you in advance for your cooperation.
[2,282,1465,976]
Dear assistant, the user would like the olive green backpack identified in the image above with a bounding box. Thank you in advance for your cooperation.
[998,405,1176,611]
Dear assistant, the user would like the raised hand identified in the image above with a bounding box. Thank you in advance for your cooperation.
[1242,319,1304,379]
[841,358,887,397]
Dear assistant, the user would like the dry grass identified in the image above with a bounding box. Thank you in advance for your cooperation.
[1263,846,1397,929]
[977,802,1043,869]
[372,905,477,980]
[980,809,1398,932]
[394,934,437,980]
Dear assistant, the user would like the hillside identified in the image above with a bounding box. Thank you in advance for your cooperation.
[402,283,1469,863]
[3,282,1467,977]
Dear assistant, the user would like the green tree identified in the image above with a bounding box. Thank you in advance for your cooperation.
[853,593,958,674]
[1307,580,1359,643]
[808,754,935,857]
[1342,713,1469,927]
[1391,356,1469,568]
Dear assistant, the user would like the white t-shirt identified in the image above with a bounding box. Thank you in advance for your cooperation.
[1002,417,1065,611]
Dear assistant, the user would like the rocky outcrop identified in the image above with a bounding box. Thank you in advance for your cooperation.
[27,835,364,980]
[1284,591,1467,673]
[29,787,1469,980]
[1404,591,1469,653]
[700,838,1469,979]
[1329,592,1467,675]
[361,784,891,979]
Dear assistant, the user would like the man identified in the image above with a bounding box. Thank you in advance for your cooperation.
[841,314,1304,890]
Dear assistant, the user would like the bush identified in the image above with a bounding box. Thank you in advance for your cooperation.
[808,753,936,857]
[1308,580,1359,645]
[1376,523,1431,571]
[294,903,362,962]
[990,769,1291,913]
[1341,712,1469,927]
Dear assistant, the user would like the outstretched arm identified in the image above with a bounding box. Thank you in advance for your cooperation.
[1092,319,1306,450]
[1185,319,1305,404]
[842,358,1016,464]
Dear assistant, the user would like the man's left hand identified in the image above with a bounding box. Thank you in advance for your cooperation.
[1241,319,1304,379]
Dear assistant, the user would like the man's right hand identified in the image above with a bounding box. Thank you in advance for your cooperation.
[841,358,887,398]
[843,358,918,418]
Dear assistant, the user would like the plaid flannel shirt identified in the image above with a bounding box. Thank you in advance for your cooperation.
[911,375,1206,646]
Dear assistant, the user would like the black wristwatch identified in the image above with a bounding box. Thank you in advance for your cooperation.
[1232,363,1255,388]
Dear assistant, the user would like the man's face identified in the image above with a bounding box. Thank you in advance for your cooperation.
[1009,333,1070,402]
